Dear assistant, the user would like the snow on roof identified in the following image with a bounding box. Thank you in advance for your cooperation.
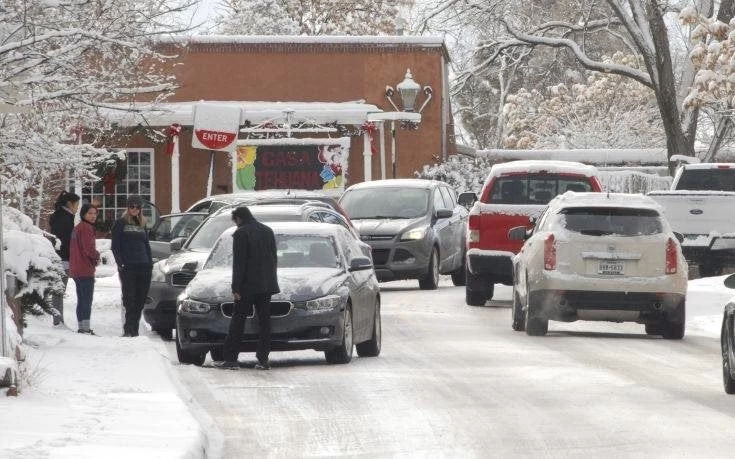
[490,160,599,177]
[475,149,668,165]
[346,178,440,190]
[103,100,382,127]
[550,191,663,211]
[157,35,447,47]
[681,163,735,169]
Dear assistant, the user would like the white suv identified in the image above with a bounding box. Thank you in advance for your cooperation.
[510,192,688,338]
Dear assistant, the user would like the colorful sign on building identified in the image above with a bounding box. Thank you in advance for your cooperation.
[233,137,350,192]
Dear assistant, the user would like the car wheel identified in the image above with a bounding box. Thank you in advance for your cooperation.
[419,248,440,290]
[210,347,224,362]
[325,307,354,364]
[176,335,205,366]
[511,288,525,332]
[722,314,735,394]
[524,290,548,336]
[356,300,381,357]
[154,327,173,341]
[451,254,467,286]
[645,323,663,336]
[662,301,686,340]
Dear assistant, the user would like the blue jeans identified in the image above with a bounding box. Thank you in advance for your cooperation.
[74,277,95,325]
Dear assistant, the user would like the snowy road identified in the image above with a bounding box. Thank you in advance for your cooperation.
[165,277,735,457]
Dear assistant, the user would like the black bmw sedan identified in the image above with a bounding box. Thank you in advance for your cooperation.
[175,222,381,366]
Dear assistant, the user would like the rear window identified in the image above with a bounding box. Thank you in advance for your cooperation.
[488,175,593,204]
[558,207,663,236]
[676,168,735,191]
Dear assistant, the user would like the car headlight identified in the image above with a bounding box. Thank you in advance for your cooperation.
[401,226,428,241]
[151,261,168,283]
[179,298,211,314]
[305,294,344,311]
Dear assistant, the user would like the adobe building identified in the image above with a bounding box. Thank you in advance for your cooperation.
[87,35,455,224]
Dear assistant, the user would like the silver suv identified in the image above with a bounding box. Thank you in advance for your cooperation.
[339,179,467,289]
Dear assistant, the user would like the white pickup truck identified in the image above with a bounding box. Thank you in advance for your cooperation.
[648,163,735,277]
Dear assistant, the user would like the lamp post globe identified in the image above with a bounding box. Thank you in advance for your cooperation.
[396,69,421,112]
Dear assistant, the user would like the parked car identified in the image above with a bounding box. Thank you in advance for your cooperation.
[175,222,381,366]
[721,274,735,394]
[186,189,352,223]
[339,179,468,290]
[148,212,208,262]
[510,192,687,338]
[648,162,735,277]
[460,160,603,306]
[145,203,366,338]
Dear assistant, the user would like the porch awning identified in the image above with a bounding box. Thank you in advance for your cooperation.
[102,100,382,127]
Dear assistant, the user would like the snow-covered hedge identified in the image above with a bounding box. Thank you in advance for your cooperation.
[2,205,64,326]
[415,155,672,195]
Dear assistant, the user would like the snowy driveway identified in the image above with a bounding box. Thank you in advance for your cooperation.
[165,276,735,457]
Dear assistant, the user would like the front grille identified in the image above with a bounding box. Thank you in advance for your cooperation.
[171,271,196,287]
[361,235,395,241]
[220,301,293,318]
[372,248,391,265]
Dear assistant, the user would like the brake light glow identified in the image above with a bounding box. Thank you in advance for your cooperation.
[666,237,677,274]
[544,234,556,270]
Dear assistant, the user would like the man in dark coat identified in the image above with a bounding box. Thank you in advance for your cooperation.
[218,206,280,369]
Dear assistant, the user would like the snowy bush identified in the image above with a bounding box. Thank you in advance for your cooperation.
[2,205,64,326]
[415,155,672,195]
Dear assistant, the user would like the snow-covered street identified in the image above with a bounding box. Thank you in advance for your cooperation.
[163,275,735,457]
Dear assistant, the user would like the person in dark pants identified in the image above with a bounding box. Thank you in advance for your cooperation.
[111,195,153,337]
[69,204,100,334]
[217,206,280,370]
[48,191,80,325]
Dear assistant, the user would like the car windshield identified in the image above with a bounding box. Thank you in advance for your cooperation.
[558,207,663,236]
[206,234,340,269]
[488,176,593,204]
[340,188,429,219]
[185,210,304,251]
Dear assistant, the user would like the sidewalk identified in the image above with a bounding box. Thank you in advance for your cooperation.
[0,270,207,458]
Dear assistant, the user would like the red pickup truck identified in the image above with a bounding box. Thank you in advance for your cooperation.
[458,160,603,306]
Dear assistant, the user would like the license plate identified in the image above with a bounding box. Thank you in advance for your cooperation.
[598,260,624,275]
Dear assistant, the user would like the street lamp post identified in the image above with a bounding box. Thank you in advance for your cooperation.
[369,69,433,180]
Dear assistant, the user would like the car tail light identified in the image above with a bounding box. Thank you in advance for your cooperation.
[666,237,677,274]
[468,214,481,246]
[544,234,556,270]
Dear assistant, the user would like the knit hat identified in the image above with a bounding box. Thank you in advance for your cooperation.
[126,195,143,208]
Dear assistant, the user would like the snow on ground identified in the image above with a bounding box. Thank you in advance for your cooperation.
[0,270,207,458]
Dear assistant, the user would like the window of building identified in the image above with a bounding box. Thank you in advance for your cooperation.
[81,149,155,232]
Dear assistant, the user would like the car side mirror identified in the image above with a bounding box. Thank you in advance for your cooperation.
[673,232,684,243]
[170,237,186,252]
[435,209,453,219]
[457,192,477,208]
[349,256,373,272]
[725,274,735,289]
[508,226,529,241]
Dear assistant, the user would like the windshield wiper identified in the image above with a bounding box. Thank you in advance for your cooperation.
[579,229,613,236]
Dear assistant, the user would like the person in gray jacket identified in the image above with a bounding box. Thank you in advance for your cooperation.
[111,195,152,337]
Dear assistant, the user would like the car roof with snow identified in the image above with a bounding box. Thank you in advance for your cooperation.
[218,221,348,239]
[187,189,338,210]
[680,163,735,170]
[345,178,444,191]
[548,191,663,212]
[488,160,599,177]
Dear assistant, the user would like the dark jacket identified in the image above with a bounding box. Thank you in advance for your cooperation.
[69,220,100,278]
[49,207,75,261]
[111,217,152,269]
[231,211,280,296]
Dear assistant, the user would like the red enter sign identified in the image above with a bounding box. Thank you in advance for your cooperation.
[194,129,237,150]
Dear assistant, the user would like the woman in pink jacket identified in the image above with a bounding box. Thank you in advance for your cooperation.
[69,204,100,335]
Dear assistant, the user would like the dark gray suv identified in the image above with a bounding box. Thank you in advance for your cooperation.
[339,179,467,289]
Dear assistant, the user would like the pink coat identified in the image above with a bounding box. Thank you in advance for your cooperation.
[69,221,100,278]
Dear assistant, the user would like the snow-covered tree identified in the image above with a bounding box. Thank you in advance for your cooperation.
[418,0,735,168]
[214,0,413,35]
[503,54,665,149]
[0,0,194,219]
